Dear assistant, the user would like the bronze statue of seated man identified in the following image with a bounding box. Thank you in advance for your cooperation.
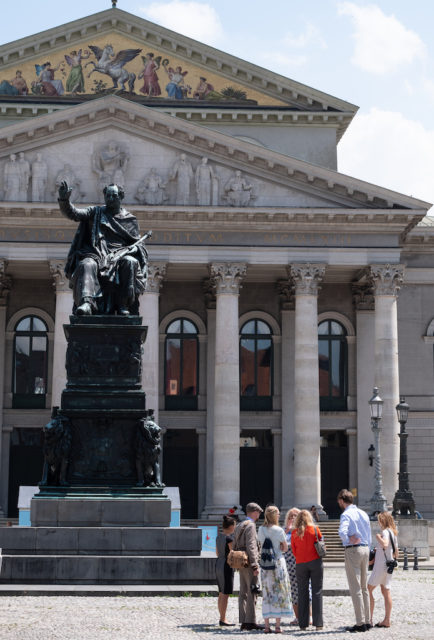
[58,181,148,315]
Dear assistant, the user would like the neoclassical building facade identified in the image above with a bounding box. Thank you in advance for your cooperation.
[1,7,434,520]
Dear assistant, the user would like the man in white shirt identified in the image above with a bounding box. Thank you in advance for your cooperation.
[338,489,372,633]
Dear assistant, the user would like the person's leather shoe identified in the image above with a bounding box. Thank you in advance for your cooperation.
[346,624,367,633]
[241,623,264,631]
[76,302,92,316]
[219,621,235,626]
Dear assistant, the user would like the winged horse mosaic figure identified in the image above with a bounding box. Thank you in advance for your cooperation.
[86,44,141,92]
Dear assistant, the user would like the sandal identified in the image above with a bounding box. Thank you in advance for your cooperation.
[275,628,282,634]
[375,623,390,628]
[264,628,272,634]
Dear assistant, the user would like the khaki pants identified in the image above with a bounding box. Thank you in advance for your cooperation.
[345,546,370,626]
[238,566,257,624]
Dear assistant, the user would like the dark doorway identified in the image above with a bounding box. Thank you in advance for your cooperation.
[240,429,274,511]
[320,431,348,518]
[8,428,44,517]
[163,429,198,518]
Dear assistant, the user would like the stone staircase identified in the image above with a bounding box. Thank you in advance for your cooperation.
[181,518,422,564]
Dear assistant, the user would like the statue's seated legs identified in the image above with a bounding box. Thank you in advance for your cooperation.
[73,255,140,316]
[74,257,101,315]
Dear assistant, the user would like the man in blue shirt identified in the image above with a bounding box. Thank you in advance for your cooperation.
[338,489,372,633]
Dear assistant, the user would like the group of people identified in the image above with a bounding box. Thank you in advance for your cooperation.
[215,490,399,633]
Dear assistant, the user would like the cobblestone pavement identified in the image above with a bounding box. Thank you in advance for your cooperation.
[0,569,432,640]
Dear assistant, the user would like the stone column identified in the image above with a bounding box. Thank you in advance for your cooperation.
[202,281,216,517]
[369,264,404,506]
[196,428,207,516]
[288,264,325,510]
[207,262,246,516]
[277,281,295,511]
[0,261,11,514]
[353,283,376,508]
[49,261,73,408]
[139,262,166,422]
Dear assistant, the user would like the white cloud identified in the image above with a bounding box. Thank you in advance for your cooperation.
[338,108,434,206]
[260,52,308,72]
[338,2,426,74]
[139,2,223,45]
[283,23,327,50]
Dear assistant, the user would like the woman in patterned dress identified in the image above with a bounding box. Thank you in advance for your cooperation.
[284,507,302,625]
[258,505,292,633]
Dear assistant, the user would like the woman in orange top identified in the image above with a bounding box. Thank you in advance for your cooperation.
[291,509,324,630]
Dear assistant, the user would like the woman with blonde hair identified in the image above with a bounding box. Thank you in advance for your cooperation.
[257,505,292,633]
[368,512,398,628]
[291,509,324,630]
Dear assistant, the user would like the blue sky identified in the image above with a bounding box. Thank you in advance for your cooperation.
[2,1,434,206]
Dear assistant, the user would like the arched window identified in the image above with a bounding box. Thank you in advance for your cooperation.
[165,318,198,410]
[240,319,273,411]
[13,315,48,409]
[318,319,347,411]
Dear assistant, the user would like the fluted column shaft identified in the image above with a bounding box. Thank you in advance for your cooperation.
[139,262,166,422]
[370,264,404,505]
[209,263,246,513]
[289,264,325,508]
[49,261,73,408]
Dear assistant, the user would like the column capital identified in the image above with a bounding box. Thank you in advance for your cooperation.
[276,279,295,310]
[209,262,247,294]
[145,262,166,293]
[49,260,69,292]
[287,263,325,295]
[369,264,405,296]
[352,282,375,311]
[202,278,216,309]
[0,259,11,303]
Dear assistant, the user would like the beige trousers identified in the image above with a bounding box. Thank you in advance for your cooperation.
[238,566,257,624]
[345,546,370,626]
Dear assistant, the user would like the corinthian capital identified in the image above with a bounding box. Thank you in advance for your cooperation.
[145,262,166,293]
[49,260,69,292]
[0,259,11,302]
[209,262,247,294]
[352,282,375,311]
[287,263,325,295]
[369,264,404,296]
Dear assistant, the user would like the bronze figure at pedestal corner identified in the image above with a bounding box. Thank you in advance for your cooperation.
[58,180,151,316]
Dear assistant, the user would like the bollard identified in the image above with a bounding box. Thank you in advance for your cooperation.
[413,547,419,571]
[403,547,408,571]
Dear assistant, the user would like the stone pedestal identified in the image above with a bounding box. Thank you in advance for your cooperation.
[0,314,213,585]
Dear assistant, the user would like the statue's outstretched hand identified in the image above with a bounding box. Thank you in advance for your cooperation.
[58,180,72,201]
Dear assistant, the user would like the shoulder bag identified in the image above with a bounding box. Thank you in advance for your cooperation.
[227,521,249,570]
[314,526,327,558]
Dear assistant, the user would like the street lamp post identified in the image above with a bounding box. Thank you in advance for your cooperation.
[369,387,387,516]
[392,396,416,517]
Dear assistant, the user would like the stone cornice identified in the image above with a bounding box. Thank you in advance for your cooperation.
[0,102,354,142]
[0,204,426,235]
[0,9,357,123]
[0,96,430,212]
[0,259,12,301]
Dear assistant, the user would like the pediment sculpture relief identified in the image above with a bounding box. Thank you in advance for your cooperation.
[135,168,167,205]
[54,164,85,203]
[223,170,255,207]
[92,141,129,191]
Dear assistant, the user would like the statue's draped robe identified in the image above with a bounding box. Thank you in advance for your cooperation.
[59,199,147,311]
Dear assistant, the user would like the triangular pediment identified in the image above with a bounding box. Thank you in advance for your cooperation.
[0,7,357,134]
[0,96,430,216]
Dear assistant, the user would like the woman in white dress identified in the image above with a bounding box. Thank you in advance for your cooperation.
[368,512,398,628]
[258,505,292,633]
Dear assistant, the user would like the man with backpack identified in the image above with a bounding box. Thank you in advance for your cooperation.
[232,502,264,631]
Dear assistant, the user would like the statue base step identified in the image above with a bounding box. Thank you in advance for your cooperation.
[31,493,171,527]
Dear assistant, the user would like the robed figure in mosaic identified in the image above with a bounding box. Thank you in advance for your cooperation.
[58,181,148,316]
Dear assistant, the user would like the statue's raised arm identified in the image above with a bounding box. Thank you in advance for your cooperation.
[58,180,72,201]
[58,183,149,317]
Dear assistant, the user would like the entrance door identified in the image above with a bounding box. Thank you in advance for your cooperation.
[163,429,198,519]
[320,431,348,518]
[8,428,44,517]
[240,429,273,510]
